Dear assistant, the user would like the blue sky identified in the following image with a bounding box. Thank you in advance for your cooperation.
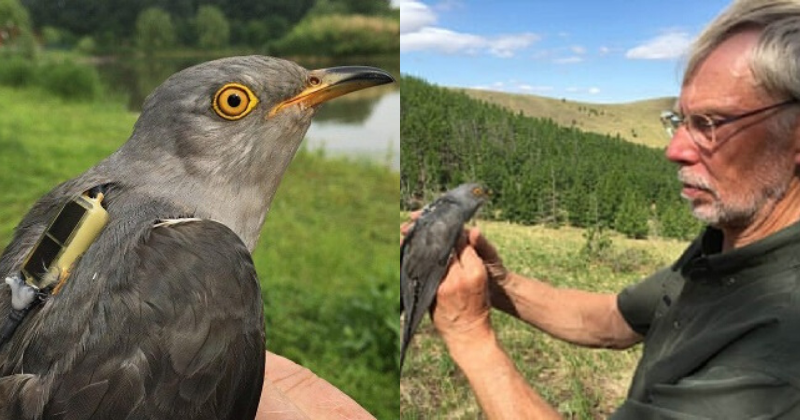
[398,0,732,103]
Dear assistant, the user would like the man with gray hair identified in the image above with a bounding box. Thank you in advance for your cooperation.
[407,0,800,418]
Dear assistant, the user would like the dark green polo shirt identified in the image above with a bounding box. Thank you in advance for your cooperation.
[612,222,800,419]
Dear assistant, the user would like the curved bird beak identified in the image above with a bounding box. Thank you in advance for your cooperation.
[270,66,395,116]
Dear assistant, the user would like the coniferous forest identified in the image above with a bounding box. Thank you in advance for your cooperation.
[400,75,703,240]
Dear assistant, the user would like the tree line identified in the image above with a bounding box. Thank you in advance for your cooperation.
[400,76,703,240]
[11,0,396,54]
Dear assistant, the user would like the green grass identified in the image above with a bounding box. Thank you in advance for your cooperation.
[0,85,399,419]
[456,88,676,149]
[400,218,688,419]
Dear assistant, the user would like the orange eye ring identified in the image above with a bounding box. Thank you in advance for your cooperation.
[472,187,483,196]
[213,83,259,120]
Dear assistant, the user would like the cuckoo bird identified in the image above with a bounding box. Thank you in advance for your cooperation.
[0,56,393,419]
[400,183,488,370]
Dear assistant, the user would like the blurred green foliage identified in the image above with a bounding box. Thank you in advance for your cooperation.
[0,55,36,86]
[0,0,36,58]
[38,60,102,101]
[273,14,399,57]
[20,0,395,54]
[135,7,176,53]
[0,55,102,100]
[194,5,230,50]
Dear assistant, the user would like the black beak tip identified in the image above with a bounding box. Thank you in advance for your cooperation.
[327,66,396,86]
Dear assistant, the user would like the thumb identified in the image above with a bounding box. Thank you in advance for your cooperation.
[468,228,502,264]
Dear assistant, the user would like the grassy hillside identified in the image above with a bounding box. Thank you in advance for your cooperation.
[458,88,676,149]
[0,85,399,418]
[400,216,688,419]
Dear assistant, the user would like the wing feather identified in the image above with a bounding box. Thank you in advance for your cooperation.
[400,202,466,366]
[0,220,266,420]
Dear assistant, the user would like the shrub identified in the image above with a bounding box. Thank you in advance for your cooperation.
[75,36,96,55]
[135,7,176,53]
[0,56,36,87]
[273,14,399,56]
[194,5,230,49]
[37,61,102,101]
[41,26,77,49]
[580,224,613,262]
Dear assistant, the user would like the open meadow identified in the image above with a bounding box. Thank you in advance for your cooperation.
[0,85,399,419]
[400,216,689,419]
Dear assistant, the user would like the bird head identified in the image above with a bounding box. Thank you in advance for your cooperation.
[105,56,394,249]
[446,183,489,220]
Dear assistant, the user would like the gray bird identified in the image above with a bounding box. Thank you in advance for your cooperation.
[0,56,393,419]
[400,183,488,370]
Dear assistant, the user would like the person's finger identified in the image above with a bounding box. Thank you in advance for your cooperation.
[400,210,424,238]
[467,228,501,262]
[264,352,376,420]
[467,227,483,247]
[458,244,489,282]
[440,243,484,292]
[400,220,413,237]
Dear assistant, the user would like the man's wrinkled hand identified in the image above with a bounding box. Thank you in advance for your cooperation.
[432,237,493,346]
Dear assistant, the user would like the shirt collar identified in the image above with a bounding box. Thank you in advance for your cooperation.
[672,220,800,281]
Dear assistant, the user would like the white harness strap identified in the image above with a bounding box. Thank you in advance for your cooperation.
[153,218,203,228]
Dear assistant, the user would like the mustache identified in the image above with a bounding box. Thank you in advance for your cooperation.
[678,169,717,197]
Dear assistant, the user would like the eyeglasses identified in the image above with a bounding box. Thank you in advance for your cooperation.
[660,98,798,148]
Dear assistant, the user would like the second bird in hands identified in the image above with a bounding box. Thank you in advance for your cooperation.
[400,183,488,371]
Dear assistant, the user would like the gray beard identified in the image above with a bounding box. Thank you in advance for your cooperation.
[685,175,790,228]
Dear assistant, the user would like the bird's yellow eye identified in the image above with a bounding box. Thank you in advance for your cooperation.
[472,187,483,196]
[212,83,258,120]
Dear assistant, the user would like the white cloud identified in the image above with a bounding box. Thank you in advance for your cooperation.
[472,81,506,91]
[487,33,541,58]
[554,56,583,64]
[519,84,554,93]
[434,0,463,12]
[598,46,611,55]
[401,27,485,54]
[402,27,539,57]
[562,86,602,95]
[398,0,437,34]
[570,45,586,55]
[471,81,554,94]
[399,0,539,57]
[626,31,692,60]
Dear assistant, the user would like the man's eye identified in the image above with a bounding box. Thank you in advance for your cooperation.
[690,115,716,130]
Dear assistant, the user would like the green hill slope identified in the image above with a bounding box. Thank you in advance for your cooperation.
[401,75,702,240]
[457,88,677,148]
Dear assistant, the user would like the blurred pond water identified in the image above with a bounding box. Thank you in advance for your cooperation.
[94,54,399,170]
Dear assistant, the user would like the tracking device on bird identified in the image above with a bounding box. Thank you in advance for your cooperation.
[21,190,109,293]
